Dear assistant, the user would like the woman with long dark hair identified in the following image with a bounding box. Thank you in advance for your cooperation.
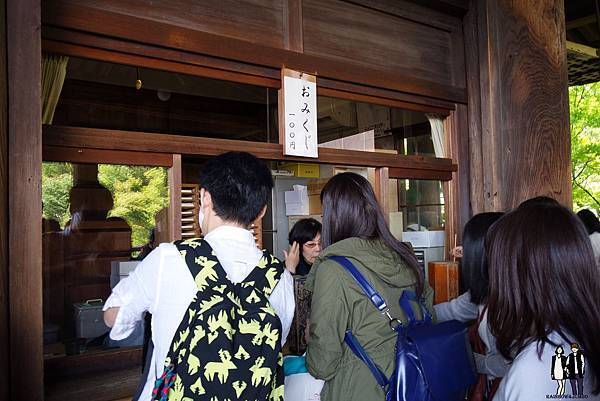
[486,202,600,400]
[434,212,508,399]
[305,172,433,401]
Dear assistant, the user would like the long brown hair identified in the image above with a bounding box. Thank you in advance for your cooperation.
[486,202,600,394]
[320,172,423,295]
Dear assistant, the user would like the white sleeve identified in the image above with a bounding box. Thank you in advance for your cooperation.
[103,245,166,340]
[474,352,511,378]
[433,291,479,322]
[268,269,296,346]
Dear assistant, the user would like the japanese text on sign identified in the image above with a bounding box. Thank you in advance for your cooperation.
[283,74,318,158]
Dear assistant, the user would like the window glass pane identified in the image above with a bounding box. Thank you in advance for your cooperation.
[42,161,169,396]
[52,56,278,143]
[317,95,440,157]
[393,178,445,231]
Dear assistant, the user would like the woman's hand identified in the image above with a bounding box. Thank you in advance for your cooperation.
[450,245,463,259]
[283,241,300,274]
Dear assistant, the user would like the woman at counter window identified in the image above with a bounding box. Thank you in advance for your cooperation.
[284,218,322,275]
[304,172,434,401]
[434,212,509,400]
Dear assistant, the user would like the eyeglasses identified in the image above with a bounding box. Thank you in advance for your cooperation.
[304,241,321,249]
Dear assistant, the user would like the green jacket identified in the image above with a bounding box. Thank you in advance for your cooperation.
[305,237,435,401]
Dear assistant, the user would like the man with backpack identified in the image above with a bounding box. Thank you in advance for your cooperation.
[103,151,295,401]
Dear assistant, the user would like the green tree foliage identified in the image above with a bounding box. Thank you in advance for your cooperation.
[42,162,169,247]
[570,82,600,215]
[99,165,168,246]
[42,162,73,227]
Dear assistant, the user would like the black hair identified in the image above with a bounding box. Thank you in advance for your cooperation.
[320,172,423,295]
[518,196,560,209]
[199,152,273,226]
[289,218,322,246]
[577,209,600,235]
[486,203,600,394]
[461,212,504,305]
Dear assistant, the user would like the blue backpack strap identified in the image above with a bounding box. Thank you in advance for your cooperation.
[329,255,389,313]
[344,330,389,388]
[399,290,433,325]
[328,256,391,389]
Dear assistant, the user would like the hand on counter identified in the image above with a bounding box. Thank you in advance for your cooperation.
[450,246,463,259]
[283,241,300,274]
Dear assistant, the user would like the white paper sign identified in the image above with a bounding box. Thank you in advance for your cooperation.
[283,75,318,158]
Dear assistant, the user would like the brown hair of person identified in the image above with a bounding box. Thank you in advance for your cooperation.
[486,202,600,394]
[320,172,423,295]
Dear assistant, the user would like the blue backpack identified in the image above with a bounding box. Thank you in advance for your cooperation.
[330,256,477,401]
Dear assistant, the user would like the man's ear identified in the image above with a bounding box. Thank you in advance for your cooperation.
[201,189,214,211]
[256,205,267,221]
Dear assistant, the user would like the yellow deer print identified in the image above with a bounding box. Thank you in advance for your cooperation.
[232,380,247,398]
[250,356,272,387]
[234,344,250,360]
[188,353,201,375]
[203,350,237,384]
[246,290,261,304]
[265,268,279,291]
[194,261,219,290]
[190,376,206,395]
[239,318,265,346]
[270,383,285,401]
[171,327,190,352]
[198,295,224,314]
[181,238,202,248]
[207,310,233,344]
[262,322,280,350]
[189,325,206,351]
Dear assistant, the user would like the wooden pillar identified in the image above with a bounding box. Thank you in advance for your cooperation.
[0,0,9,398]
[169,154,182,241]
[7,0,43,399]
[375,167,390,222]
[465,0,571,211]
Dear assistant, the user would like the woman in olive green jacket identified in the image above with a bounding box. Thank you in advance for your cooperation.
[305,172,435,401]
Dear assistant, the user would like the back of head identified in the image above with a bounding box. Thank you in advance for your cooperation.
[461,212,504,305]
[320,172,423,295]
[199,152,273,226]
[486,203,600,393]
[289,218,321,246]
[517,195,561,209]
[577,209,600,235]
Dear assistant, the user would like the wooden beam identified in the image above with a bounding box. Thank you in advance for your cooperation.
[0,0,8,398]
[8,0,43,399]
[566,15,598,31]
[42,2,467,104]
[169,154,182,242]
[566,40,599,59]
[388,168,453,181]
[43,145,174,167]
[43,125,457,174]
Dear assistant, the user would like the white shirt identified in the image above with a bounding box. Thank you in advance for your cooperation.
[493,332,599,401]
[104,226,296,401]
[434,291,510,379]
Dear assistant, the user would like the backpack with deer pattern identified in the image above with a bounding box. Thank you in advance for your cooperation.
[152,238,285,401]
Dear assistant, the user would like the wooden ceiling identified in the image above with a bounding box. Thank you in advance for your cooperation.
[565,0,600,85]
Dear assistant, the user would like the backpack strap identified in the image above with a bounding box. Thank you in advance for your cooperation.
[329,256,397,323]
[328,256,391,390]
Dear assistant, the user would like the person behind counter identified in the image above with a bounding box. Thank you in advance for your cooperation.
[486,202,600,400]
[434,212,509,400]
[284,218,322,275]
[102,152,295,401]
[305,172,434,401]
